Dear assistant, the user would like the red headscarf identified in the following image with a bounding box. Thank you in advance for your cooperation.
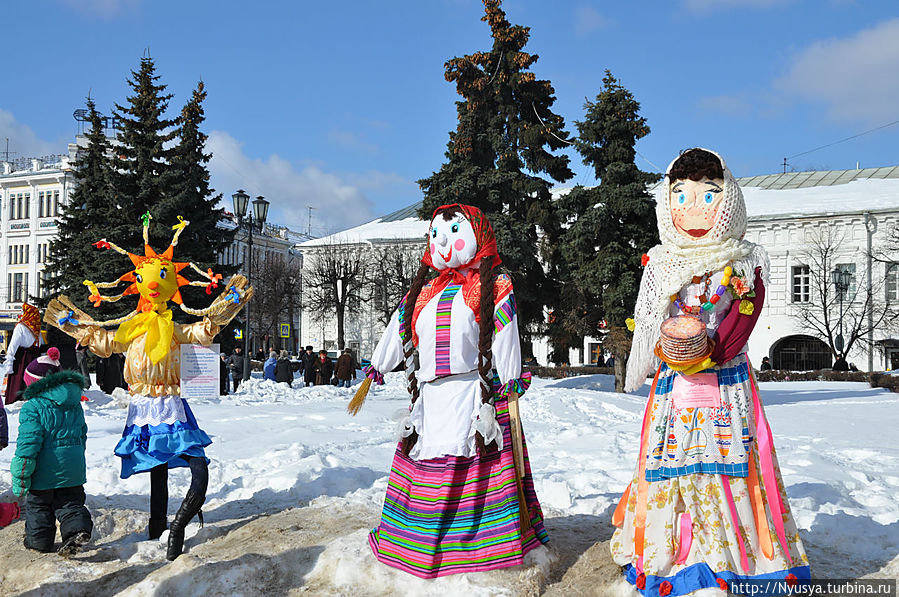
[405,204,511,343]
[421,204,502,272]
[19,303,41,339]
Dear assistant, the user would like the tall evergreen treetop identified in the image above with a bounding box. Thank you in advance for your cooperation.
[555,71,659,382]
[418,0,573,341]
[161,81,235,317]
[113,54,177,250]
[41,98,126,315]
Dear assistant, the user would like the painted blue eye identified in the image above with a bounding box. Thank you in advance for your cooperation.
[136,274,143,283]
[431,229,437,238]
[451,223,459,233]
[160,268,167,279]
[704,192,714,204]
[678,193,686,205]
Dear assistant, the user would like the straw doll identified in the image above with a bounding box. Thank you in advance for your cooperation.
[613,149,809,595]
[44,214,252,560]
[348,203,546,578]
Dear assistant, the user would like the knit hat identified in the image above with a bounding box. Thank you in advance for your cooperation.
[24,347,62,387]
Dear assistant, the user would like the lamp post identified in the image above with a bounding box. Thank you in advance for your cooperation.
[232,190,270,380]
[831,266,851,360]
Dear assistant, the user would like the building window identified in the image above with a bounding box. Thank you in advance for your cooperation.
[792,265,810,303]
[39,270,51,299]
[23,193,30,219]
[9,272,27,303]
[53,190,60,216]
[834,263,857,302]
[887,264,899,303]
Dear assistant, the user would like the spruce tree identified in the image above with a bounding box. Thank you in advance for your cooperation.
[41,98,125,315]
[112,54,176,251]
[418,0,573,345]
[161,81,235,316]
[556,71,659,388]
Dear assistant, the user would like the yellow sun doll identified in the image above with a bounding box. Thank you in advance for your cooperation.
[44,213,253,560]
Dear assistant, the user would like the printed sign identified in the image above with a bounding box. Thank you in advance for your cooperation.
[279,323,290,338]
[180,343,220,399]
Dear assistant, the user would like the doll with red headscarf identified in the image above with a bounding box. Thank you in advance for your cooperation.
[2,303,45,405]
[613,149,809,595]
[348,203,546,578]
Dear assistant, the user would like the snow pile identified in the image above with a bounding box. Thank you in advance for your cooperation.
[0,372,897,595]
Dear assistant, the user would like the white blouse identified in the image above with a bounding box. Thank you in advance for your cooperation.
[369,274,522,387]
[1,323,41,377]
[368,274,524,460]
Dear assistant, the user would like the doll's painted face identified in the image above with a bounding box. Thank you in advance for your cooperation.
[669,177,725,239]
[429,213,477,270]
[134,259,179,305]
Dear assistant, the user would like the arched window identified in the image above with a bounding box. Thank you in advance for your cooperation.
[771,335,831,371]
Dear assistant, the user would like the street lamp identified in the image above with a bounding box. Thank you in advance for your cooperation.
[831,266,851,358]
[232,190,269,380]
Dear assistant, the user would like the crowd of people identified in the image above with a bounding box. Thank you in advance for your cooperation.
[219,345,358,393]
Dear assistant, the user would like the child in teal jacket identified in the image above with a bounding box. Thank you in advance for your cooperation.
[10,348,93,556]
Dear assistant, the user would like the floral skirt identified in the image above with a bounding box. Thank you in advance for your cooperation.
[114,395,211,479]
[369,397,548,578]
[610,359,810,595]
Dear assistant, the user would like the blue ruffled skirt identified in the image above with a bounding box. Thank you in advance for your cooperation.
[114,397,211,479]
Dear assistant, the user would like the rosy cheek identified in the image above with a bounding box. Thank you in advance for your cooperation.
[453,239,466,251]
[430,244,436,254]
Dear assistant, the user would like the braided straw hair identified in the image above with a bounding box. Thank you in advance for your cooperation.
[399,261,432,456]
[475,254,498,455]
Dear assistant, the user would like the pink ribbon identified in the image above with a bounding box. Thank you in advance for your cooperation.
[721,477,750,571]
[675,512,693,565]
[749,368,792,565]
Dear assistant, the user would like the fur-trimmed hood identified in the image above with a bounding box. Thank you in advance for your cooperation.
[23,370,87,405]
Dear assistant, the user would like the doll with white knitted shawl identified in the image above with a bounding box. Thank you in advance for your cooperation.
[612,149,809,595]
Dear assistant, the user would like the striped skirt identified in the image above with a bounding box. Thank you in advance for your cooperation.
[368,397,548,578]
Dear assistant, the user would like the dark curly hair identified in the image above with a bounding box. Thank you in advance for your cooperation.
[668,148,724,182]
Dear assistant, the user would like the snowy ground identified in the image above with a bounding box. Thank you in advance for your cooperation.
[1,372,897,595]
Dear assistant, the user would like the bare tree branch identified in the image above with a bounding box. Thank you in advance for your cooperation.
[302,241,369,350]
[792,226,899,359]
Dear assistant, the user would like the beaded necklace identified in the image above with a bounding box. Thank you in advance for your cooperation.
[671,265,733,314]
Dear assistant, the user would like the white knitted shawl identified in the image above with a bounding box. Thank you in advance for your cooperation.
[624,149,770,392]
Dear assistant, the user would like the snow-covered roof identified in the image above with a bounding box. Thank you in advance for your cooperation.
[299,165,899,247]
[742,177,899,219]
[297,203,428,248]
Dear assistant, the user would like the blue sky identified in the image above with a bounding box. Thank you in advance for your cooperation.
[2,0,898,235]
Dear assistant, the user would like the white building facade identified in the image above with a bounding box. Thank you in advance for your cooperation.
[0,155,74,308]
[296,204,427,357]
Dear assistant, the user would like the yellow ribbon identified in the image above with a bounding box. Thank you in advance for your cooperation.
[114,309,174,364]
[172,215,188,231]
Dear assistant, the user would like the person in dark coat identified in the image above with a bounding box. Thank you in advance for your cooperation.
[760,356,772,371]
[303,346,316,387]
[219,353,229,395]
[75,346,91,389]
[46,326,77,372]
[96,354,127,395]
[314,350,333,386]
[275,350,293,386]
[227,347,246,391]
[833,355,849,371]
[335,349,356,388]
